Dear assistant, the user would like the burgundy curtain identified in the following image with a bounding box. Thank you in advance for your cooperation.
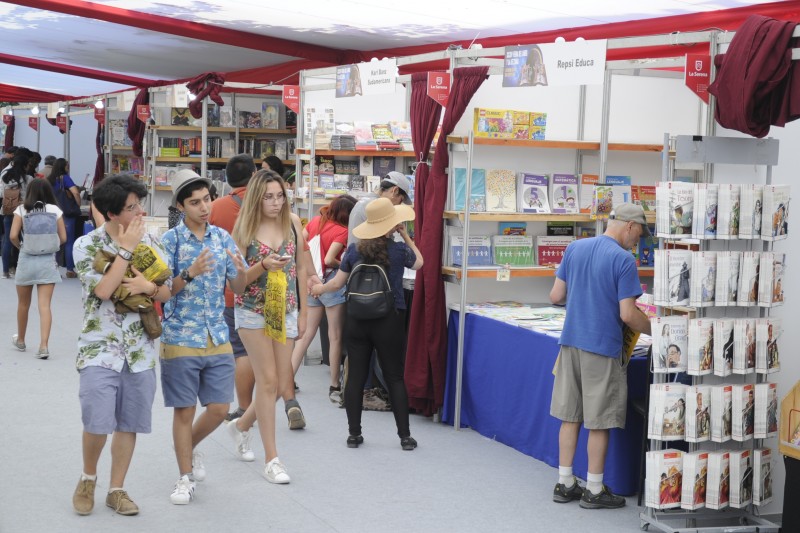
[127,88,150,157]
[94,122,104,185]
[186,72,226,119]
[3,116,14,152]
[405,66,489,415]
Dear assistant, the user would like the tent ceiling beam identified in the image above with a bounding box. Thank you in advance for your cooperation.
[0,52,155,87]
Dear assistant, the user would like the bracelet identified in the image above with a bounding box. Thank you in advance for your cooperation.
[261,257,268,271]
[148,282,159,298]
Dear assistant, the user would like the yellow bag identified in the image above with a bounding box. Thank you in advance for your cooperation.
[263,270,287,344]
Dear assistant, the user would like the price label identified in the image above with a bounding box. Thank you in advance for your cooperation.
[497,266,511,282]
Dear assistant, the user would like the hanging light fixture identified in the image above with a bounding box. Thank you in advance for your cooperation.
[94,100,104,109]
[31,105,40,115]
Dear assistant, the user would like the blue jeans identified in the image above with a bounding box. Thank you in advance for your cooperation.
[63,216,76,270]
[2,214,16,274]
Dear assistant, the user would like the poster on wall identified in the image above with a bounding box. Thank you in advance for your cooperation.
[336,59,397,98]
[684,54,711,104]
[502,40,606,87]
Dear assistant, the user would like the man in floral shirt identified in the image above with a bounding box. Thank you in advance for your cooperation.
[159,170,247,505]
[71,175,172,517]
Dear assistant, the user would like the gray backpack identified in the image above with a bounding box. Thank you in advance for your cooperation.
[21,202,60,255]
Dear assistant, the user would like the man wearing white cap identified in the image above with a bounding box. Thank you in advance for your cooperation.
[548,203,652,510]
[347,171,412,246]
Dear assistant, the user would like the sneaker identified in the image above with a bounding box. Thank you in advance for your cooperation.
[362,389,391,412]
[73,477,96,515]
[1,272,9,279]
[226,419,255,462]
[329,386,342,404]
[224,407,245,422]
[553,478,585,503]
[65,270,78,278]
[264,458,290,484]
[579,484,626,509]
[105,489,139,516]
[192,450,206,481]
[11,334,25,352]
[35,348,50,360]
[169,475,195,505]
[347,435,364,448]
[400,436,418,451]
[294,381,299,391]
[286,405,306,430]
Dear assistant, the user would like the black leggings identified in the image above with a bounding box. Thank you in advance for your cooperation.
[344,309,410,438]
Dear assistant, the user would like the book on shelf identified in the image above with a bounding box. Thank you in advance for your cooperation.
[728,450,753,508]
[274,140,288,161]
[261,102,282,129]
[689,251,716,308]
[389,120,411,141]
[287,138,296,155]
[371,123,394,141]
[206,104,220,127]
[578,174,598,213]
[753,448,774,506]
[668,249,692,307]
[373,156,396,176]
[733,318,756,375]
[109,119,132,147]
[632,184,656,211]
[366,175,381,193]
[605,175,631,186]
[691,183,719,239]
[219,106,234,127]
[713,318,734,377]
[453,168,486,212]
[681,451,709,510]
[220,139,236,158]
[491,235,534,266]
[716,183,740,240]
[535,236,573,266]
[285,107,297,129]
[731,384,755,442]
[651,316,688,373]
[755,318,781,374]
[656,181,694,238]
[546,221,573,236]
[334,159,359,175]
[710,385,733,443]
[648,384,687,440]
[637,234,656,267]
[705,451,730,510]
[755,383,779,439]
[485,169,517,213]
[685,385,711,442]
[550,174,579,214]
[499,222,527,236]
[170,107,200,127]
[714,251,741,307]
[450,236,492,266]
[757,252,785,307]
[353,121,374,145]
[238,111,263,129]
[406,174,415,204]
[739,184,763,238]
[645,449,683,509]
[736,251,760,307]
[761,184,790,241]
[687,319,714,376]
[591,184,613,219]
[517,173,550,213]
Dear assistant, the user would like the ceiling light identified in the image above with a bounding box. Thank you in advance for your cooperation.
[58,106,65,113]
[7,109,12,116]
[187,92,196,101]
[555,37,566,43]
[31,106,40,115]
[575,37,585,42]
[95,100,104,109]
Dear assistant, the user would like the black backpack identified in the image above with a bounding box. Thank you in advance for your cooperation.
[345,262,394,320]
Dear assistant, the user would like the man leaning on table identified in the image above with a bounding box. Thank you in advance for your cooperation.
[548,203,652,509]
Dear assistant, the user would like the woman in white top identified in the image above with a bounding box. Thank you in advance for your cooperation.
[9,179,66,359]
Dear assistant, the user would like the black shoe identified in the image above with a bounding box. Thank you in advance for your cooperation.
[579,484,626,509]
[224,407,245,422]
[347,435,364,448]
[553,479,584,503]
[400,436,417,451]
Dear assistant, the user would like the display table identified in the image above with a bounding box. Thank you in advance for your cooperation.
[443,311,648,496]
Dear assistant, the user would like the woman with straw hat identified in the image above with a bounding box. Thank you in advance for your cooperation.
[311,197,423,450]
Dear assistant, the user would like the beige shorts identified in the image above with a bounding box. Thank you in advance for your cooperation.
[549,345,628,430]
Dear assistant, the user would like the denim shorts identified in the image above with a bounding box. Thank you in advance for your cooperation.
[235,307,299,339]
[308,270,346,308]
[160,351,235,408]
[79,361,157,434]
[223,306,247,358]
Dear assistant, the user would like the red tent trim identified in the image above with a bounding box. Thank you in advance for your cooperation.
[0,53,155,88]
[0,82,73,102]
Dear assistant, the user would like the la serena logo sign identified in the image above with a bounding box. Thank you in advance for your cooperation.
[684,54,710,104]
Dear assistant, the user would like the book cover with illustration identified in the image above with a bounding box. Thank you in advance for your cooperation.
[685,385,711,443]
[517,173,550,213]
[637,234,657,267]
[732,384,755,442]
[261,102,281,129]
[687,320,714,376]
[753,448,773,506]
[757,252,785,308]
[109,119,132,147]
[651,315,688,373]
[550,174,579,214]
[645,450,683,510]
[449,236,492,267]
[667,249,692,306]
[716,183,740,240]
[579,174,599,213]
[648,384,687,441]
[755,318,781,375]
[535,236,573,266]
[729,450,753,508]
[733,318,756,375]
[371,123,394,141]
[238,111,262,129]
[170,107,199,127]
[492,235,534,266]
[219,106,234,127]
[485,169,517,213]
[591,184,613,219]
[681,451,709,510]
[714,251,741,307]
[761,184,790,241]
[713,318,734,377]
[705,451,730,510]
[372,156,396,177]
[499,222,527,236]
[710,385,733,443]
[755,383,779,439]
[689,251,716,308]
[632,184,656,211]
[605,175,631,186]
[739,184,763,239]
[656,181,694,238]
[453,168,486,212]
[692,183,718,239]
[737,251,760,307]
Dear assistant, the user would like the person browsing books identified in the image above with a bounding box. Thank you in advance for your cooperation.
[549,202,652,509]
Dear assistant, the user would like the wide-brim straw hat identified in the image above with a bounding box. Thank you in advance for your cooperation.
[353,197,415,240]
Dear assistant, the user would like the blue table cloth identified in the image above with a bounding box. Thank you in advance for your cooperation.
[443,311,647,496]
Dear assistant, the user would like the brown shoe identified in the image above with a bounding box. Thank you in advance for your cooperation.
[105,489,139,516]
[65,271,78,278]
[73,477,96,515]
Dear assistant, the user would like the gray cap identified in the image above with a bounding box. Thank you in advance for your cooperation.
[384,171,413,205]
[609,203,651,236]
[172,168,212,207]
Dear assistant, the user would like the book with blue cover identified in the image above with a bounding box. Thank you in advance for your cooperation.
[453,168,486,212]
[450,235,492,266]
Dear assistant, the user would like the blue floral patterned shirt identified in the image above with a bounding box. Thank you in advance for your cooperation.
[161,222,244,348]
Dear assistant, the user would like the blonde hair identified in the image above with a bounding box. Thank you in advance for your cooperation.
[232,169,291,249]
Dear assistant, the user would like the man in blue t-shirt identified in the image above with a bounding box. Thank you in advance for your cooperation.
[549,203,652,510]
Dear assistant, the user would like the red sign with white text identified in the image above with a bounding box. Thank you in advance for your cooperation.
[56,115,68,132]
[94,106,105,124]
[28,117,38,131]
[427,72,451,106]
[684,54,711,104]
[136,104,151,123]
[282,85,300,114]
[2,115,12,125]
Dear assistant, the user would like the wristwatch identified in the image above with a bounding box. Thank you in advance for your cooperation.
[117,247,133,261]
[180,269,194,283]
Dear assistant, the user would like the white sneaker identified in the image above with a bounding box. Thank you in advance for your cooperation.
[264,457,290,484]
[226,419,255,462]
[192,450,206,481]
[169,475,195,505]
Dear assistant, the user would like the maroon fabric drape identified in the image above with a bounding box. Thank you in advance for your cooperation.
[405,73,444,415]
[3,116,15,152]
[127,88,149,157]
[94,122,104,185]
[186,72,226,119]
[405,66,489,416]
